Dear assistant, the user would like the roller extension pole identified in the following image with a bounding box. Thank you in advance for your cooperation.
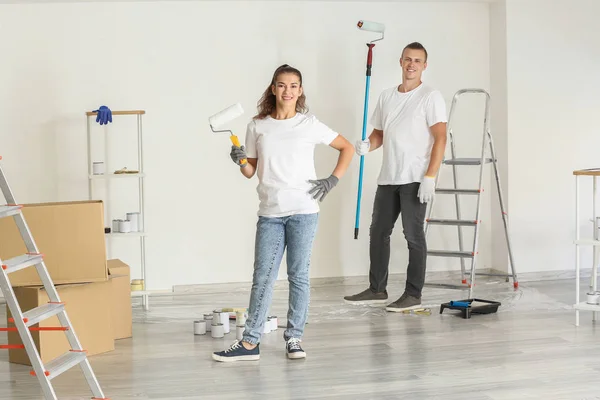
[354,20,384,239]
[355,43,375,239]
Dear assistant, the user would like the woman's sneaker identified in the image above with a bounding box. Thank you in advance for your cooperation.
[286,338,306,359]
[212,340,260,362]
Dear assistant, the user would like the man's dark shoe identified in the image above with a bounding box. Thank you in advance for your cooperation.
[344,288,388,305]
[385,292,422,312]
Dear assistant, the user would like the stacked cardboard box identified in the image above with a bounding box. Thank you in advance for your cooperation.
[0,200,133,366]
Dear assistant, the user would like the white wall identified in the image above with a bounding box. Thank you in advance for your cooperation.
[500,0,600,275]
[489,0,509,275]
[0,1,491,290]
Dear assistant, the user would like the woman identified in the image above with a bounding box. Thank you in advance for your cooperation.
[212,64,354,362]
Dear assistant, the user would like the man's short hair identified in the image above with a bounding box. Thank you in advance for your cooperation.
[402,42,428,62]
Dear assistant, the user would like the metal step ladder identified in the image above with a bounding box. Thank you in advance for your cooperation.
[0,157,108,400]
[424,88,518,298]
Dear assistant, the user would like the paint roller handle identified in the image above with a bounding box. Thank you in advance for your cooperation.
[366,43,375,66]
[230,136,247,166]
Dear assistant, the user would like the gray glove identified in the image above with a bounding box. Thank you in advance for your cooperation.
[308,175,339,202]
[230,145,248,167]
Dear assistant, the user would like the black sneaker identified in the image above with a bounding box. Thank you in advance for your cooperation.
[343,288,388,305]
[385,292,422,312]
[286,338,306,359]
[212,340,260,362]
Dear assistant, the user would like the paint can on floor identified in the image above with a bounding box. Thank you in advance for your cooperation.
[211,323,224,338]
[236,311,246,326]
[220,312,230,334]
[203,314,213,332]
[193,320,206,335]
[212,310,221,324]
[236,325,244,340]
[269,316,278,331]
[263,318,271,334]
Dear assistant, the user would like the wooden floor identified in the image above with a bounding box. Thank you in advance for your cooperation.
[1,274,599,400]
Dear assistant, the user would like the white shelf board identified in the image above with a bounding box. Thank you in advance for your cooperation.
[574,302,600,311]
[131,291,152,297]
[106,231,146,237]
[130,290,173,297]
[89,173,145,180]
[574,239,600,246]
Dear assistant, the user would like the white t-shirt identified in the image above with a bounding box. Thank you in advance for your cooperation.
[244,113,339,217]
[370,83,447,185]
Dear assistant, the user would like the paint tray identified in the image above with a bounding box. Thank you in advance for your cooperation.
[439,298,501,319]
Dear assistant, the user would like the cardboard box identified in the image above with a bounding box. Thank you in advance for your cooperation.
[0,200,108,287]
[6,280,115,366]
[107,259,132,340]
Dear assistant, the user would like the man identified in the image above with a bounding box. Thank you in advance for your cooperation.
[344,42,447,312]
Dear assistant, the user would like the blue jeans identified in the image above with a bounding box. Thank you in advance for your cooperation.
[242,213,319,345]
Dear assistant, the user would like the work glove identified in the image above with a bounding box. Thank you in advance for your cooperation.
[230,145,248,167]
[308,175,339,202]
[93,105,112,125]
[355,139,370,156]
[418,176,436,204]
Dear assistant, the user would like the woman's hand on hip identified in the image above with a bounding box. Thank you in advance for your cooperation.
[308,175,339,202]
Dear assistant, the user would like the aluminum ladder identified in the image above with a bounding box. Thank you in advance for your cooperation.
[424,88,518,298]
[0,158,107,400]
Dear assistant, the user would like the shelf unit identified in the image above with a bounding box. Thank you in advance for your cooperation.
[85,109,150,310]
[573,168,600,326]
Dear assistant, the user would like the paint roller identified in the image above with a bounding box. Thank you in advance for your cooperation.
[356,20,385,35]
[208,103,247,165]
[354,20,385,240]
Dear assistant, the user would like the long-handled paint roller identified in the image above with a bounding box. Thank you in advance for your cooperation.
[208,103,247,165]
[354,20,385,239]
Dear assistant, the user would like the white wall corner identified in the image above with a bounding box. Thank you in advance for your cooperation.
[489,0,510,274]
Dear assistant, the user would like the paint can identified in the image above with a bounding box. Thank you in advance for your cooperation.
[130,279,144,291]
[236,311,246,326]
[587,292,599,304]
[236,325,244,340]
[269,316,278,331]
[119,220,131,233]
[193,320,206,335]
[92,162,105,175]
[211,323,224,338]
[112,219,122,233]
[220,312,230,334]
[263,318,271,334]
[203,314,213,332]
[127,212,140,232]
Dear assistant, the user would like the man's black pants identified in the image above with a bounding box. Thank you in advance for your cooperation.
[369,183,428,298]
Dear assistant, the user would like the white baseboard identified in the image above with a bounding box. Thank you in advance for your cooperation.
[172,267,591,294]
[0,268,590,303]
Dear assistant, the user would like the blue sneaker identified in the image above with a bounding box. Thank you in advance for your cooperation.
[286,338,306,359]
[212,340,260,362]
